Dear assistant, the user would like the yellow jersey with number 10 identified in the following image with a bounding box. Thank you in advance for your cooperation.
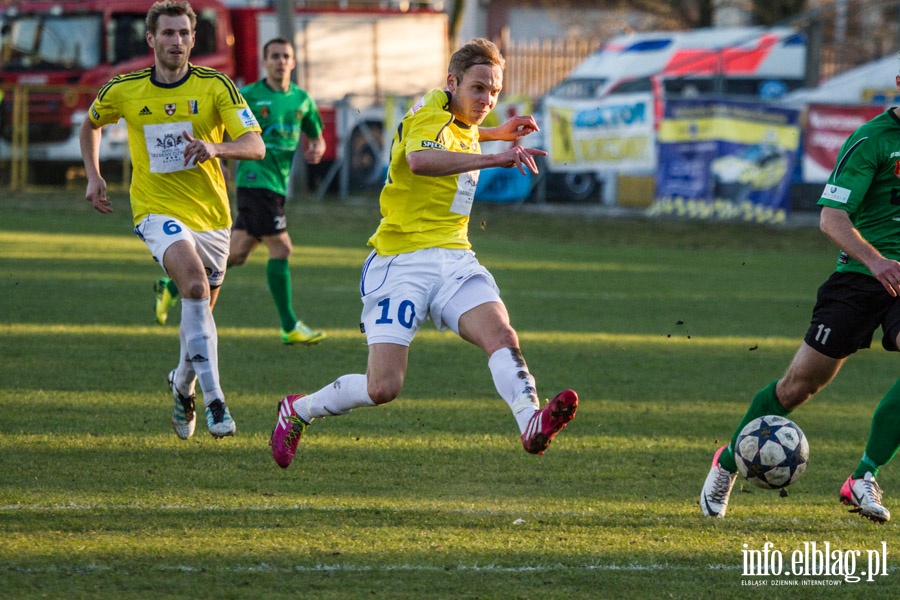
[88,64,261,231]
[368,89,481,256]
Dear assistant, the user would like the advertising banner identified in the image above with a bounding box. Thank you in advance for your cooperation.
[651,99,800,224]
[802,104,884,182]
[543,93,656,173]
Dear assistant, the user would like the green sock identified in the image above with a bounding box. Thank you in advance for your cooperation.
[266,258,298,332]
[719,380,791,473]
[852,379,900,479]
[852,455,880,480]
[166,278,179,298]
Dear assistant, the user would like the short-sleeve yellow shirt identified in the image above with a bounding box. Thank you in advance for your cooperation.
[88,64,261,230]
[368,89,481,255]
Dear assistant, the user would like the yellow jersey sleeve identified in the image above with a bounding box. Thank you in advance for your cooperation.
[368,89,481,255]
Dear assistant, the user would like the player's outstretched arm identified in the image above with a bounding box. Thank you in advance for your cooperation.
[479,115,539,142]
[408,145,547,177]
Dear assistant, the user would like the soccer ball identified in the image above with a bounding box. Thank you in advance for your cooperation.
[734,415,809,490]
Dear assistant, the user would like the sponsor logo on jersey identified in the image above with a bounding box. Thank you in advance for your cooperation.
[154,132,185,150]
[165,103,176,116]
[238,107,259,128]
[821,184,850,204]
[188,100,198,114]
[421,140,445,150]
[139,106,152,116]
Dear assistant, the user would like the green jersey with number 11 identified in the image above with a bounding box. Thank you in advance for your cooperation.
[818,109,900,276]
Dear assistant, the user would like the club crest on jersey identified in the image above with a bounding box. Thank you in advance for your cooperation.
[894,159,900,178]
[188,100,198,114]
[165,103,176,116]
[260,106,270,119]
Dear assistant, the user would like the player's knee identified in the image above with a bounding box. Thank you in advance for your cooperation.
[265,236,292,260]
[367,377,402,405]
[228,251,249,267]
[778,380,819,409]
[275,242,292,260]
[180,279,210,300]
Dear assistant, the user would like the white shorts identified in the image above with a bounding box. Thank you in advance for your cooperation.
[133,214,229,287]
[359,247,502,346]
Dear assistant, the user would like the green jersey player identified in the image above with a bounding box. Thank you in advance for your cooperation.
[701,105,900,523]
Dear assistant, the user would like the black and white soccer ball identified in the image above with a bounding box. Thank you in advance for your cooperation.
[734,415,809,490]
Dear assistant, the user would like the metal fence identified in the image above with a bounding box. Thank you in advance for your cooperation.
[499,34,603,99]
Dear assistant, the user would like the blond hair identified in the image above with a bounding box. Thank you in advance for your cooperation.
[448,38,505,81]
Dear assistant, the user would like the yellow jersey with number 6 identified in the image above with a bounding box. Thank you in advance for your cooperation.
[88,64,260,230]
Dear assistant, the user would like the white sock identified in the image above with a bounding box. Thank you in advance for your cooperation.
[488,348,540,433]
[173,326,197,396]
[293,374,376,422]
[180,297,224,405]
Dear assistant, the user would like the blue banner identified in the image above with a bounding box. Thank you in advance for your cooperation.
[651,99,801,224]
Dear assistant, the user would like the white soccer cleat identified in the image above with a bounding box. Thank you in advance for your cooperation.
[700,445,738,518]
[169,369,196,440]
[205,399,236,439]
[840,472,891,523]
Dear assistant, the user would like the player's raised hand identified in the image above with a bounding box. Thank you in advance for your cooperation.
[494,115,540,141]
[496,145,547,174]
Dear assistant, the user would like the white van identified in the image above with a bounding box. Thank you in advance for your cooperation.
[551,26,807,103]
[541,27,807,201]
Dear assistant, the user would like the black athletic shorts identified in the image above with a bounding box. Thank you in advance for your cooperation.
[232,187,287,239]
[804,271,900,359]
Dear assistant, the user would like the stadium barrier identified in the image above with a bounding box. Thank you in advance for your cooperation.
[0,84,131,192]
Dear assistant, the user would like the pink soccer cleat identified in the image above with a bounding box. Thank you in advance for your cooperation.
[521,389,578,455]
[269,394,309,468]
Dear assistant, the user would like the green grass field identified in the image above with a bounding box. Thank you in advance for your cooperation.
[2,192,898,598]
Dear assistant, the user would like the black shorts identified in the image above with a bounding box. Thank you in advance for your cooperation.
[233,187,287,238]
[804,271,900,359]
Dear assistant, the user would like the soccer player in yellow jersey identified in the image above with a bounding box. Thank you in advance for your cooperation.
[269,38,579,469]
[79,1,264,440]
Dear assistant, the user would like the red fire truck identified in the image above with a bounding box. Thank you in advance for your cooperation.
[0,0,449,188]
